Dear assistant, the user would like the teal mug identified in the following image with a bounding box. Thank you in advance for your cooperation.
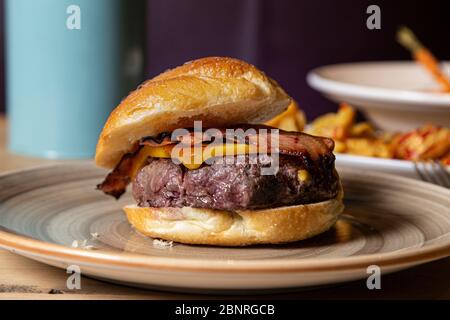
[6,0,125,158]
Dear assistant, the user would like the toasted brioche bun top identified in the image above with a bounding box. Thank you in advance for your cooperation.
[95,57,292,169]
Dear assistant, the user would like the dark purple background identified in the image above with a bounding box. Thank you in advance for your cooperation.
[145,0,450,119]
[2,0,450,119]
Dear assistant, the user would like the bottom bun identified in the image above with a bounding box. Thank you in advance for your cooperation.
[123,186,344,246]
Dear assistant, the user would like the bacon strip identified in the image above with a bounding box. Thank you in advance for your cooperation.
[141,125,334,159]
[244,125,334,160]
[98,126,335,199]
[96,152,136,199]
[140,132,174,147]
[140,128,237,147]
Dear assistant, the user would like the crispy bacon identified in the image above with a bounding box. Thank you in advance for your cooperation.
[244,125,334,160]
[140,132,174,147]
[98,126,335,199]
[140,125,334,159]
[140,128,236,147]
[96,152,136,199]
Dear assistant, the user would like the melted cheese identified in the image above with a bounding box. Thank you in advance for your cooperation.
[130,145,173,178]
[130,143,252,178]
[297,169,310,182]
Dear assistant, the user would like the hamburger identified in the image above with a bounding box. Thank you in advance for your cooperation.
[95,57,343,246]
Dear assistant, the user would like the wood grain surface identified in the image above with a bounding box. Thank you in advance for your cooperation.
[0,116,448,300]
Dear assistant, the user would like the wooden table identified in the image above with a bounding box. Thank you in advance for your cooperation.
[0,116,448,300]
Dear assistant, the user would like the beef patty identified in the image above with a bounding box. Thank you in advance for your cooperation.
[132,154,339,211]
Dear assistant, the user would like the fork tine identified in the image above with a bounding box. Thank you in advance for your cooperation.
[414,161,428,183]
[422,162,441,185]
[433,160,450,188]
[414,161,442,186]
[429,161,448,187]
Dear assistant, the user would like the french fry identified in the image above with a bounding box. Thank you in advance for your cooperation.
[307,104,395,158]
[294,109,307,132]
[335,103,356,136]
[391,124,450,160]
[266,100,305,132]
[333,140,347,153]
[397,26,450,92]
[346,138,393,158]
[306,113,338,138]
[350,122,374,137]
[268,101,449,163]
[441,153,450,165]
[278,116,298,132]
[306,103,356,140]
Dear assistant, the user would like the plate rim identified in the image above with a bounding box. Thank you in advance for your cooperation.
[336,153,450,170]
[307,61,450,107]
[0,163,449,274]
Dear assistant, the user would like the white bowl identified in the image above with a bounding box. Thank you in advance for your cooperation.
[307,61,450,131]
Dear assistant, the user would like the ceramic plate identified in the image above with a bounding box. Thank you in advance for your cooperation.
[0,162,449,293]
[307,61,450,131]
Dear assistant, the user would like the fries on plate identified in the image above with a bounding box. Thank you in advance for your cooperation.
[267,101,450,164]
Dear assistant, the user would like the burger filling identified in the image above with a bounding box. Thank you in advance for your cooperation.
[97,125,339,211]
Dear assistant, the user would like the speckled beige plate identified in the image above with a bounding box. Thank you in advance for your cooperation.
[0,162,449,293]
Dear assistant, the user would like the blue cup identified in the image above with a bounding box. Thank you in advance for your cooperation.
[6,0,124,159]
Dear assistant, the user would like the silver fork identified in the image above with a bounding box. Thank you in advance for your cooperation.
[414,160,450,189]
